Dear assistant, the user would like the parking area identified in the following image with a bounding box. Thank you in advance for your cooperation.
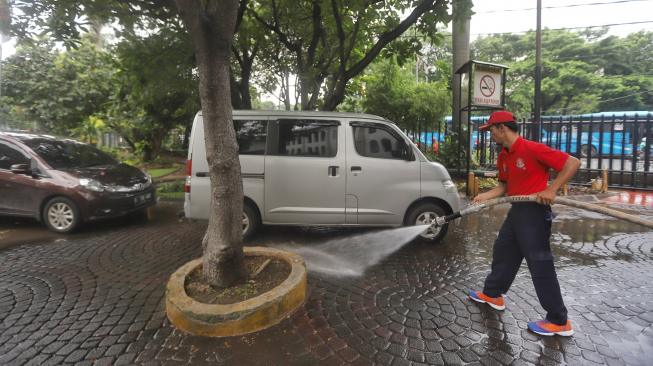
[1,198,652,365]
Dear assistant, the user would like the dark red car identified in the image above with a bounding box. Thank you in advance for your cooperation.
[0,132,156,233]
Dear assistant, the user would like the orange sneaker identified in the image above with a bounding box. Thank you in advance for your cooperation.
[527,319,574,336]
[468,290,505,310]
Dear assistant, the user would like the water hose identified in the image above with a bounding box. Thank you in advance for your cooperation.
[431,195,653,229]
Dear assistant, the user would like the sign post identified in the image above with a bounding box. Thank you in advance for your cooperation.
[454,60,508,196]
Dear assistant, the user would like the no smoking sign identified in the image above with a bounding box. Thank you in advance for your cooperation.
[473,69,502,107]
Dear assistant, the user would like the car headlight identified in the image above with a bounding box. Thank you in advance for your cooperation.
[79,178,105,192]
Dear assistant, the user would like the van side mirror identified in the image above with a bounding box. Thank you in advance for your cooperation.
[10,163,31,175]
[401,143,415,161]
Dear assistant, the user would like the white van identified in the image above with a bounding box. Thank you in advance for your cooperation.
[184,111,460,243]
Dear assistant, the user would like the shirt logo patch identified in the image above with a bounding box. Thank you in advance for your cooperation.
[516,158,526,170]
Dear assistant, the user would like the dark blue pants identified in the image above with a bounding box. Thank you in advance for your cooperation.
[483,202,568,325]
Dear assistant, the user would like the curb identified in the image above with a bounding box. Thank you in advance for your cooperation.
[166,247,307,337]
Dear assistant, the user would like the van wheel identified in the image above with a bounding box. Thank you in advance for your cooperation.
[405,203,448,244]
[43,197,80,234]
[242,203,260,241]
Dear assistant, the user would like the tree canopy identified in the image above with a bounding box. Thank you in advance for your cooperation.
[472,29,653,117]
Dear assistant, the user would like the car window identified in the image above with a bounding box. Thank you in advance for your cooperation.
[0,143,29,170]
[352,123,406,159]
[267,119,338,157]
[234,119,267,155]
[21,139,117,169]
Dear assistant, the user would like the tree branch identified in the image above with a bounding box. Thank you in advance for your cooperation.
[344,0,437,80]
[307,0,324,66]
[248,5,300,52]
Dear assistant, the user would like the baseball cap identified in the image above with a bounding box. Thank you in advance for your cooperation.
[479,110,515,130]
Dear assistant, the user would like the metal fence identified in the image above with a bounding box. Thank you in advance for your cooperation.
[469,113,653,190]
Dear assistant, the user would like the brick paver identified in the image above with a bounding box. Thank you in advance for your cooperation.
[0,201,652,365]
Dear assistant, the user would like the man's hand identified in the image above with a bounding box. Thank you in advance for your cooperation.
[536,186,557,205]
[473,183,506,204]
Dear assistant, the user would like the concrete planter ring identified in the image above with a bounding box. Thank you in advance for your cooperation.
[166,246,307,337]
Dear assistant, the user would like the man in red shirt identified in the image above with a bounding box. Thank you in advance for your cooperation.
[468,110,580,336]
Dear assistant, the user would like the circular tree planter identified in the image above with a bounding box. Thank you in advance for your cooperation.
[166,246,307,337]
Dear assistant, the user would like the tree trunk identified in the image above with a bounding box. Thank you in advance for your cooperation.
[142,146,153,162]
[451,1,471,133]
[452,0,471,166]
[230,74,244,109]
[175,0,247,288]
[238,61,253,109]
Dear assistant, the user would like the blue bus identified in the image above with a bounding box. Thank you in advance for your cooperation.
[537,111,653,157]
[427,111,653,157]
[413,116,489,151]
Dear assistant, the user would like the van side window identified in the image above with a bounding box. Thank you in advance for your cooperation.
[234,120,267,155]
[0,143,29,170]
[267,119,338,157]
[352,124,406,159]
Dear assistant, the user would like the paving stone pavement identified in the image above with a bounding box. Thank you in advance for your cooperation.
[0,200,652,365]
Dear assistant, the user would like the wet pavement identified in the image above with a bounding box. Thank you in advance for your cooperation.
[1,197,652,365]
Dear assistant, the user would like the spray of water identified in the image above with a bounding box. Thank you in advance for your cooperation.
[276,224,430,277]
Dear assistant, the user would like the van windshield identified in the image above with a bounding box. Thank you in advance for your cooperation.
[22,139,117,169]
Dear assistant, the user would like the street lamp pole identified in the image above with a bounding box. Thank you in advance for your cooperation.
[534,0,542,141]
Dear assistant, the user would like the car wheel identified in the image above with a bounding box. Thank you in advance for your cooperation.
[242,203,260,241]
[405,202,448,244]
[43,197,80,233]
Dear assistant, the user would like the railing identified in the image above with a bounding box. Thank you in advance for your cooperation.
[512,114,651,189]
[415,113,653,190]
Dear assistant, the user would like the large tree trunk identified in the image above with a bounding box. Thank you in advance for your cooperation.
[175,0,247,288]
[451,1,471,133]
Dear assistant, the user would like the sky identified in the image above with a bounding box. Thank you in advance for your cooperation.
[1,0,651,61]
[465,0,652,39]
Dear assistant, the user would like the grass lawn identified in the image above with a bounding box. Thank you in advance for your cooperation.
[158,191,185,200]
[147,167,180,178]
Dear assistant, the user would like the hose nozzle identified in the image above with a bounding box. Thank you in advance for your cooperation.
[431,216,447,227]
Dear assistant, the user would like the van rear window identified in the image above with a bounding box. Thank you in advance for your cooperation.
[267,119,338,157]
[234,120,267,155]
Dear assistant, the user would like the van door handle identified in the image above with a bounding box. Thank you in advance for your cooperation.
[328,166,339,176]
[351,166,362,172]
[196,172,208,177]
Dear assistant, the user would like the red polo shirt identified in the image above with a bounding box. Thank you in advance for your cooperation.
[497,137,569,196]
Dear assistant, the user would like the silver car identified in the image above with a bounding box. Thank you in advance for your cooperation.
[184,111,460,243]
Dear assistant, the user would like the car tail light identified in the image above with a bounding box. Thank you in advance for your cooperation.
[185,159,192,193]
[184,177,191,193]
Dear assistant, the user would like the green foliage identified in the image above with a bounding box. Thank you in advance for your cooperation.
[147,167,179,178]
[478,177,498,190]
[361,57,450,130]
[246,0,453,110]
[99,146,135,164]
[157,181,185,199]
[430,134,469,171]
[106,28,199,161]
[1,37,113,134]
[471,29,653,116]
[156,180,185,200]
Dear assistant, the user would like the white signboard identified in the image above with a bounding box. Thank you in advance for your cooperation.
[473,68,502,107]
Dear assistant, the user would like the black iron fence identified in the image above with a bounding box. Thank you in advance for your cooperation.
[469,113,653,190]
